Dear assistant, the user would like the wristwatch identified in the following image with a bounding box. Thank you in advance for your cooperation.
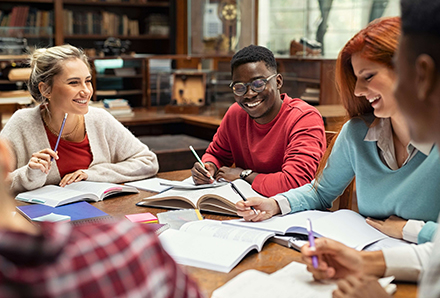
[240,169,253,180]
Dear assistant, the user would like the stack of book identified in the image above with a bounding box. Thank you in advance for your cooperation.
[103,98,134,117]
[300,87,320,105]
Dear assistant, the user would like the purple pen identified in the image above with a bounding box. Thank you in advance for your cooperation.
[306,218,319,269]
[51,113,68,161]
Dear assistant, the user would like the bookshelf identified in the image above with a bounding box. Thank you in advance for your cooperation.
[0,0,175,55]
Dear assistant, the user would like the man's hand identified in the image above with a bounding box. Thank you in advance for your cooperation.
[333,275,391,298]
[236,197,280,221]
[191,162,216,185]
[216,166,243,182]
[366,215,407,239]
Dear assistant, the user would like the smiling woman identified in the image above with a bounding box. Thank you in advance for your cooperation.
[0,44,159,194]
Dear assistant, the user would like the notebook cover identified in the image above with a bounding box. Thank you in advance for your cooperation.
[16,201,112,225]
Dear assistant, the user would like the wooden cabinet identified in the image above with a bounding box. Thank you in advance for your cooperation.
[275,57,340,105]
[0,0,175,55]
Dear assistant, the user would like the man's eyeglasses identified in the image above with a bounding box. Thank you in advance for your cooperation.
[229,73,278,96]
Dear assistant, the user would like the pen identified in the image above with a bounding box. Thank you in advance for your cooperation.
[230,182,258,215]
[189,145,214,181]
[51,113,68,161]
[306,218,319,269]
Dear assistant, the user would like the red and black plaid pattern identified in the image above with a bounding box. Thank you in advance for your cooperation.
[0,221,203,298]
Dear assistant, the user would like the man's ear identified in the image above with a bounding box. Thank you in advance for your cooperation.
[415,54,436,101]
[276,73,283,90]
[38,82,51,99]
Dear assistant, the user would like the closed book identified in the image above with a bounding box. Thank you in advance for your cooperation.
[16,201,112,226]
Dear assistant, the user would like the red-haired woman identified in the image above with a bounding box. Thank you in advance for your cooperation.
[236,17,440,245]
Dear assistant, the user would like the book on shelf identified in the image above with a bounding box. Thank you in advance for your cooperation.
[16,201,113,226]
[223,209,411,251]
[158,219,275,273]
[212,261,397,298]
[137,179,264,216]
[15,181,139,208]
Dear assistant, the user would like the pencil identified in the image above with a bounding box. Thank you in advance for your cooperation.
[189,145,214,181]
[51,113,68,161]
[306,218,319,268]
[230,182,258,215]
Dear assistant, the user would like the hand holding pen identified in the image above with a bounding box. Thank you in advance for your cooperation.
[189,145,216,183]
[230,182,258,215]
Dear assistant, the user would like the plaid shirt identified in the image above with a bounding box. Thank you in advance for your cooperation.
[0,221,203,298]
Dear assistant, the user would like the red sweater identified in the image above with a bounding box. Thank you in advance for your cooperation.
[202,94,326,197]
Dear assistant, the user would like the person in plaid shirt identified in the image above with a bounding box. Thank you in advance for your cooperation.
[0,139,203,298]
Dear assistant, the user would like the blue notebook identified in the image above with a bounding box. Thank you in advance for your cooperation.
[16,201,113,226]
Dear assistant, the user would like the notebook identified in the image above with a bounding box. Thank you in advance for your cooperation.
[16,201,113,226]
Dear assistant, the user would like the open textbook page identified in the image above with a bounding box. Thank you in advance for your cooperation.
[212,261,396,298]
[158,219,274,273]
[16,181,138,207]
[223,209,408,250]
[138,179,264,216]
[159,176,228,189]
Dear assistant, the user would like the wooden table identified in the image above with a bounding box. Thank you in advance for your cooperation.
[88,170,417,298]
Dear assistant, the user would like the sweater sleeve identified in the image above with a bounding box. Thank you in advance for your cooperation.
[83,109,159,183]
[0,108,58,194]
[418,221,438,244]
[252,110,326,197]
[279,121,356,212]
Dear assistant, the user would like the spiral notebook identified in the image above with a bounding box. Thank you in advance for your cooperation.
[16,201,113,226]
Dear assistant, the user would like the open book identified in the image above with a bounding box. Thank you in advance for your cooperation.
[212,261,396,298]
[137,179,264,216]
[16,181,139,207]
[158,219,274,273]
[224,209,410,250]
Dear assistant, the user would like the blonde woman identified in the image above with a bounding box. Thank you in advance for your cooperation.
[1,45,158,193]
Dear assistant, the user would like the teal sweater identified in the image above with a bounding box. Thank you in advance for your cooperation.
[280,116,440,244]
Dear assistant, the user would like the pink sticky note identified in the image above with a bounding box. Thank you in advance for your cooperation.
[125,212,157,223]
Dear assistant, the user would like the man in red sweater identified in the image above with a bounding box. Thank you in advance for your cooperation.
[191,45,326,197]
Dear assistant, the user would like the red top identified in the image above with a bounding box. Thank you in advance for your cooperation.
[202,94,326,197]
[45,126,93,178]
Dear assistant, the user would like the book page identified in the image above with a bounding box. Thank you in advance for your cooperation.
[125,177,173,193]
[158,229,259,273]
[15,185,93,207]
[180,220,274,251]
[313,210,388,249]
[64,181,138,200]
[223,210,328,234]
[160,176,228,190]
[213,261,396,298]
[140,179,263,213]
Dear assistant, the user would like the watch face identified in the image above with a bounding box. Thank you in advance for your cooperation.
[240,169,252,179]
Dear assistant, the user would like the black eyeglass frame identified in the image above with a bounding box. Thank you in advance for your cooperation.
[229,73,278,96]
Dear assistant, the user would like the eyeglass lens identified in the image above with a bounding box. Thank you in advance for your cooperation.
[233,79,267,96]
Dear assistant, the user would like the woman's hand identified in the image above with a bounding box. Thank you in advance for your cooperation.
[60,170,88,187]
[235,197,281,221]
[366,215,407,239]
[28,148,58,174]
